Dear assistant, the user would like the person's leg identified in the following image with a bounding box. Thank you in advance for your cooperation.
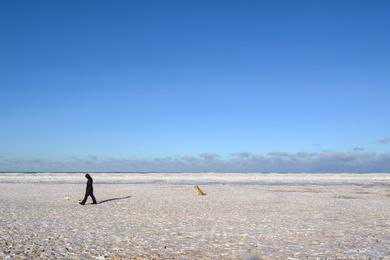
[80,193,88,205]
[90,193,97,204]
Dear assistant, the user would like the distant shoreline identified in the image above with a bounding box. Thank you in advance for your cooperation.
[1,172,389,186]
[1,171,390,174]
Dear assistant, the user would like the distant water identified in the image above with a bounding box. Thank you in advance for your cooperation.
[0,172,389,186]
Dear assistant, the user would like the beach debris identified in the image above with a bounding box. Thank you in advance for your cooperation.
[195,185,206,196]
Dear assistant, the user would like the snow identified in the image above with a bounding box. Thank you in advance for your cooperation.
[0,173,389,258]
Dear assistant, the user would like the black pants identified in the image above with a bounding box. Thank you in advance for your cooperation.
[81,192,97,204]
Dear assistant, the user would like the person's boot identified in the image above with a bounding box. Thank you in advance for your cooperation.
[91,195,97,204]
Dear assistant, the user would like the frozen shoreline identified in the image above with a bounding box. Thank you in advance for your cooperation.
[1,172,390,186]
[1,174,390,259]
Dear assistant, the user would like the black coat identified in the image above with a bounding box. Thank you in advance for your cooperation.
[85,174,94,194]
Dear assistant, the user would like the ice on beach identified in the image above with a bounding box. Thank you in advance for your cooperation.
[1,172,390,186]
[0,173,389,259]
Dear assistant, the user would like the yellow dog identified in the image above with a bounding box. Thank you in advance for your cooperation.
[195,185,206,196]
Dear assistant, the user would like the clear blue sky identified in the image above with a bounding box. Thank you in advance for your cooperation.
[0,1,389,171]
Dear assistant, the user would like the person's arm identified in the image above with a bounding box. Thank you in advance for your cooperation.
[86,180,92,193]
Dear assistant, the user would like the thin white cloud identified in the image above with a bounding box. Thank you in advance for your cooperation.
[230,152,252,158]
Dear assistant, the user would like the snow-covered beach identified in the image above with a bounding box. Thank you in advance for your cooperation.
[1,173,390,259]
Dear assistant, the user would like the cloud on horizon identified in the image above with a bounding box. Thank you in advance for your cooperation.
[378,137,390,144]
[1,150,390,173]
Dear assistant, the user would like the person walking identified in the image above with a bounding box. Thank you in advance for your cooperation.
[79,173,97,205]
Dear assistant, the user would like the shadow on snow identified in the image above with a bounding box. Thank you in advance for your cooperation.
[97,195,131,204]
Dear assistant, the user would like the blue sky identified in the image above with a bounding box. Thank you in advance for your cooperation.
[1,1,389,172]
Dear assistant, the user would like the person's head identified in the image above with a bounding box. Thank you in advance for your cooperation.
[85,173,91,179]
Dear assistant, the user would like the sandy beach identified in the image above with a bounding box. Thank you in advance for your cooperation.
[1,173,390,259]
